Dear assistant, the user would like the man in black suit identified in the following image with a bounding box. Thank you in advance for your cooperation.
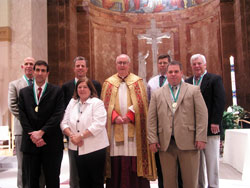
[19,60,65,188]
[62,56,101,106]
[186,54,225,188]
[61,56,102,188]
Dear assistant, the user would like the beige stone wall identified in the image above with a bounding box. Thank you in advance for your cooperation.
[0,0,11,125]
[0,0,47,126]
[88,0,222,82]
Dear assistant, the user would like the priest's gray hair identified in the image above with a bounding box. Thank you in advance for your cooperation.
[116,54,131,63]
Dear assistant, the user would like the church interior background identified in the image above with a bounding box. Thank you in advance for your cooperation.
[0,0,249,149]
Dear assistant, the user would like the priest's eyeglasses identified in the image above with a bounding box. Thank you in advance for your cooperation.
[117,61,129,65]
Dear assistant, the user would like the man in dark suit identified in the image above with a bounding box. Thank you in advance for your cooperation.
[148,61,208,188]
[61,56,102,188]
[186,54,225,188]
[19,60,65,188]
[62,56,101,106]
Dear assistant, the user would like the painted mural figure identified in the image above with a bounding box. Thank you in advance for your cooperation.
[142,0,164,13]
[102,0,140,12]
[91,0,208,12]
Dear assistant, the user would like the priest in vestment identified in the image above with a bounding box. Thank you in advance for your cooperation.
[101,54,156,188]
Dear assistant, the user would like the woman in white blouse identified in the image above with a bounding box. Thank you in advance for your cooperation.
[60,78,109,188]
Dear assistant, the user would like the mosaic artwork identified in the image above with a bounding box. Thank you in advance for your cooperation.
[90,0,209,13]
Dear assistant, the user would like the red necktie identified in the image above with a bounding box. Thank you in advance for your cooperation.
[37,87,42,100]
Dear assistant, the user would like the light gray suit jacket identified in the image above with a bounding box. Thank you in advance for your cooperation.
[147,82,208,151]
[8,76,30,135]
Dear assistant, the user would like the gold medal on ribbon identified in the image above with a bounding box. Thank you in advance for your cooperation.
[35,106,38,112]
[172,102,177,108]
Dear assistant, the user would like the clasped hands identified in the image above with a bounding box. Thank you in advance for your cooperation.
[70,133,83,147]
[115,115,131,124]
[29,130,46,147]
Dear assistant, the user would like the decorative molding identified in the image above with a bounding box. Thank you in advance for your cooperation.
[0,27,11,42]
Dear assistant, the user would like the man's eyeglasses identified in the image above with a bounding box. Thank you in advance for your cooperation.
[117,61,129,65]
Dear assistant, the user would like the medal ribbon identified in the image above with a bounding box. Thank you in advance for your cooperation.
[168,82,181,102]
[193,70,207,86]
[23,75,32,86]
[33,81,48,105]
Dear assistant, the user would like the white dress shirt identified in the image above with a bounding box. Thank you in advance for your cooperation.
[147,75,168,101]
[60,97,109,155]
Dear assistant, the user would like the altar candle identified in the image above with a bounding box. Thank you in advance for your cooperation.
[230,56,237,106]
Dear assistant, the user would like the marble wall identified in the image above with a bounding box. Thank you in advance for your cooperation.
[9,0,47,81]
[47,0,250,111]
[0,0,11,125]
[0,0,47,126]
[88,0,223,81]
[47,0,78,86]
[234,0,250,109]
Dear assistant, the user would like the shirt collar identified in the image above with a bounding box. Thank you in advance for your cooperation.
[195,70,207,80]
[78,97,94,105]
[35,82,46,91]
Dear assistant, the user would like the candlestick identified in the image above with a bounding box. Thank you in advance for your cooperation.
[230,56,237,106]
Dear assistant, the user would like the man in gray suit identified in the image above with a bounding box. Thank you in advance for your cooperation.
[8,57,35,188]
[147,61,208,188]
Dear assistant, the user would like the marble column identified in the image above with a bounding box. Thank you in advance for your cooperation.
[0,0,47,126]
[0,0,11,125]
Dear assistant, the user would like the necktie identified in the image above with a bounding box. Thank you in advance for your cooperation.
[37,87,42,100]
[28,79,33,86]
[159,75,165,87]
[195,77,200,85]
[172,86,177,95]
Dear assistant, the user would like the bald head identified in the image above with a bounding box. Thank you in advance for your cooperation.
[22,57,35,79]
[24,57,35,64]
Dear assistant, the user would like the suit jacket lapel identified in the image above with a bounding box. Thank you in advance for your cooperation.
[70,80,75,94]
[162,83,188,113]
[39,83,50,103]
[175,82,188,111]
[200,73,210,93]
[162,85,173,112]
[186,76,193,84]
[27,85,36,106]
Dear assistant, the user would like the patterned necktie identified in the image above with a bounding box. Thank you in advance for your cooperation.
[195,76,200,85]
[28,79,33,86]
[37,87,42,100]
[159,75,165,87]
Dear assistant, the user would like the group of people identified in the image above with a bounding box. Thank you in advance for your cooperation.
[8,53,225,188]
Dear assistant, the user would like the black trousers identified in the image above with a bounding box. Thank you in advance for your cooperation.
[74,148,106,188]
[22,149,63,188]
[155,152,164,188]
